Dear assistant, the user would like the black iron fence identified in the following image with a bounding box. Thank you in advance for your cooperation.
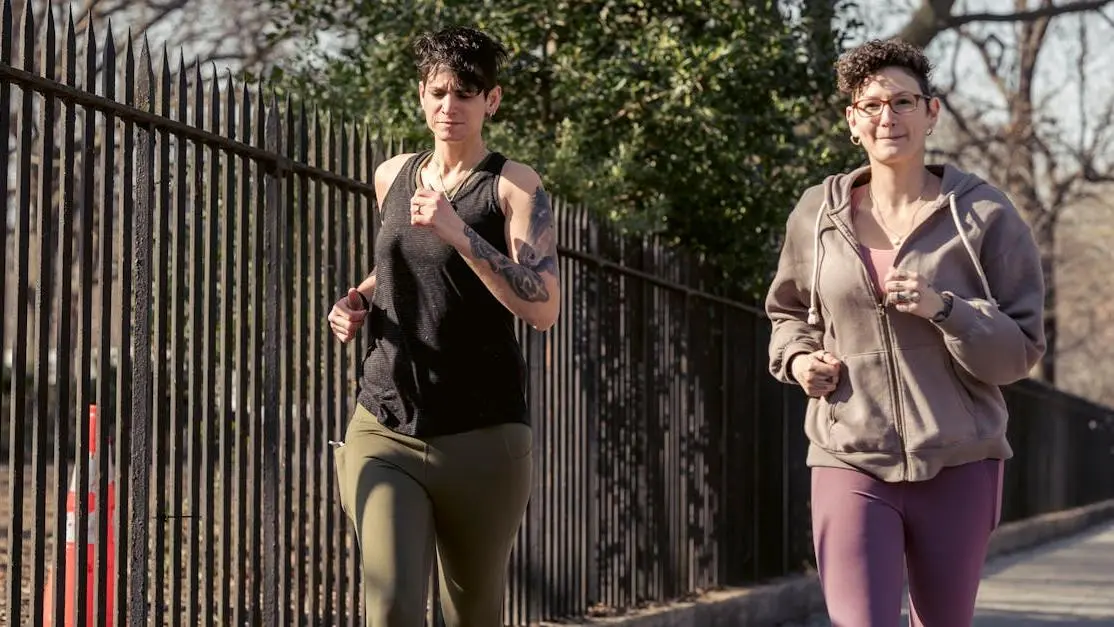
[2,3,1114,626]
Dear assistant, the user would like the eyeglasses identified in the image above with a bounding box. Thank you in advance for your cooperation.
[851,93,927,118]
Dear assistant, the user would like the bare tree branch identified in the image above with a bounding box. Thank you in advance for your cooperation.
[947,0,1112,29]
[1078,14,1088,158]
[898,0,957,48]
[956,28,1010,101]
[127,1,189,43]
[939,30,963,93]
[937,94,996,157]
[53,0,290,77]
[897,0,1113,47]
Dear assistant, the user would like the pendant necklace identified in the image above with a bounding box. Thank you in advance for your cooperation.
[431,151,487,202]
[870,178,930,246]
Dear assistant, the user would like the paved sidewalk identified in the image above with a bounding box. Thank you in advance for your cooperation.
[780,521,1114,626]
[971,521,1114,626]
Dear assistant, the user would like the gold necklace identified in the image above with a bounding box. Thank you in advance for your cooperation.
[869,178,930,246]
[431,151,487,201]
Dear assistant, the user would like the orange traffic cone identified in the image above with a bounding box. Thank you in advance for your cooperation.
[43,404,116,627]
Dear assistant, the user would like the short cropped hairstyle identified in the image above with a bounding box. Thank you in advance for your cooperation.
[411,26,509,96]
[836,38,934,98]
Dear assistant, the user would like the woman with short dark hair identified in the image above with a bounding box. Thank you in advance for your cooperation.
[326,25,560,627]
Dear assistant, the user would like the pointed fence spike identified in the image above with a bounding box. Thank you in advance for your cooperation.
[0,0,14,64]
[19,0,35,71]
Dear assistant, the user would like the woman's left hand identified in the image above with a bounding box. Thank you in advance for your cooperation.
[883,267,945,319]
[410,188,464,241]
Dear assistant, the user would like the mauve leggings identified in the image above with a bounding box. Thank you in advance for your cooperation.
[811,460,1004,627]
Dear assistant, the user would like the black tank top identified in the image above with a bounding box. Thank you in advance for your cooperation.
[356,150,528,437]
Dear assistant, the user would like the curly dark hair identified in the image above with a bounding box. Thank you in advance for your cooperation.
[836,38,934,98]
[412,26,508,96]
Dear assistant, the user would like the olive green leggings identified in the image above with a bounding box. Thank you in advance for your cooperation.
[333,404,533,627]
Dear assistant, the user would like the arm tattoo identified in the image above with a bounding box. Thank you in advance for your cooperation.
[463,184,558,304]
[464,226,551,302]
[515,187,559,277]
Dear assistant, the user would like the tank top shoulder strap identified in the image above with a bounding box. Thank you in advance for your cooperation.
[480,152,508,176]
[469,152,507,207]
[396,150,432,194]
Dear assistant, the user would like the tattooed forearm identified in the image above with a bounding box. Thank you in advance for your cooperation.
[464,225,551,303]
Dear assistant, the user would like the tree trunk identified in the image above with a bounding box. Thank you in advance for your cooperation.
[1005,9,1055,384]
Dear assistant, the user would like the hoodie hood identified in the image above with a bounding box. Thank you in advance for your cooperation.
[805,163,997,326]
[824,163,990,213]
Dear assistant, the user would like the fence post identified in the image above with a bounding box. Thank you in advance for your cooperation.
[261,96,284,626]
[584,205,601,606]
[29,6,58,627]
[3,0,33,620]
[127,36,155,627]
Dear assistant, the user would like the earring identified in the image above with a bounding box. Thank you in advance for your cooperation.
[927,128,934,136]
[850,135,861,145]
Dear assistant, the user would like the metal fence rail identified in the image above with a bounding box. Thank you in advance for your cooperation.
[2,2,1114,626]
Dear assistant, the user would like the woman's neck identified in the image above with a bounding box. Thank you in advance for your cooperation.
[868,158,930,213]
[432,140,489,175]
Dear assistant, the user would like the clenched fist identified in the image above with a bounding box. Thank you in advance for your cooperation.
[328,288,367,344]
[790,350,842,398]
[410,188,464,241]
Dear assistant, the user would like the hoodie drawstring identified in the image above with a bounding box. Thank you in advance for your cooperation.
[806,202,827,326]
[807,192,997,328]
[946,192,997,306]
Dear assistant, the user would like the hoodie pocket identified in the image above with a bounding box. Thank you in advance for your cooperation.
[893,345,980,451]
[817,351,904,455]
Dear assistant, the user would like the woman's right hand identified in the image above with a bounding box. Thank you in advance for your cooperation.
[328,288,368,344]
[790,350,842,398]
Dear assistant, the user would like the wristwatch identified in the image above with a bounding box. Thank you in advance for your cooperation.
[930,292,953,323]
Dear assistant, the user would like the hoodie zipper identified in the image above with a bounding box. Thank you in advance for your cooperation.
[875,195,952,481]
[828,208,909,480]
[877,304,908,481]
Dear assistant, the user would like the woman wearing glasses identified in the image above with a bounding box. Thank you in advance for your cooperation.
[765,39,1045,625]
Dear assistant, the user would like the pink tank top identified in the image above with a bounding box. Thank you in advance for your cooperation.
[850,195,898,297]
[862,246,897,297]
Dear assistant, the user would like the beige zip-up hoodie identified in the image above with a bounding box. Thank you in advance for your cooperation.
[765,164,1046,483]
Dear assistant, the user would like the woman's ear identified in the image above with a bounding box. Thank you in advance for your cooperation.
[486,85,503,117]
[845,105,858,135]
[927,95,941,126]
